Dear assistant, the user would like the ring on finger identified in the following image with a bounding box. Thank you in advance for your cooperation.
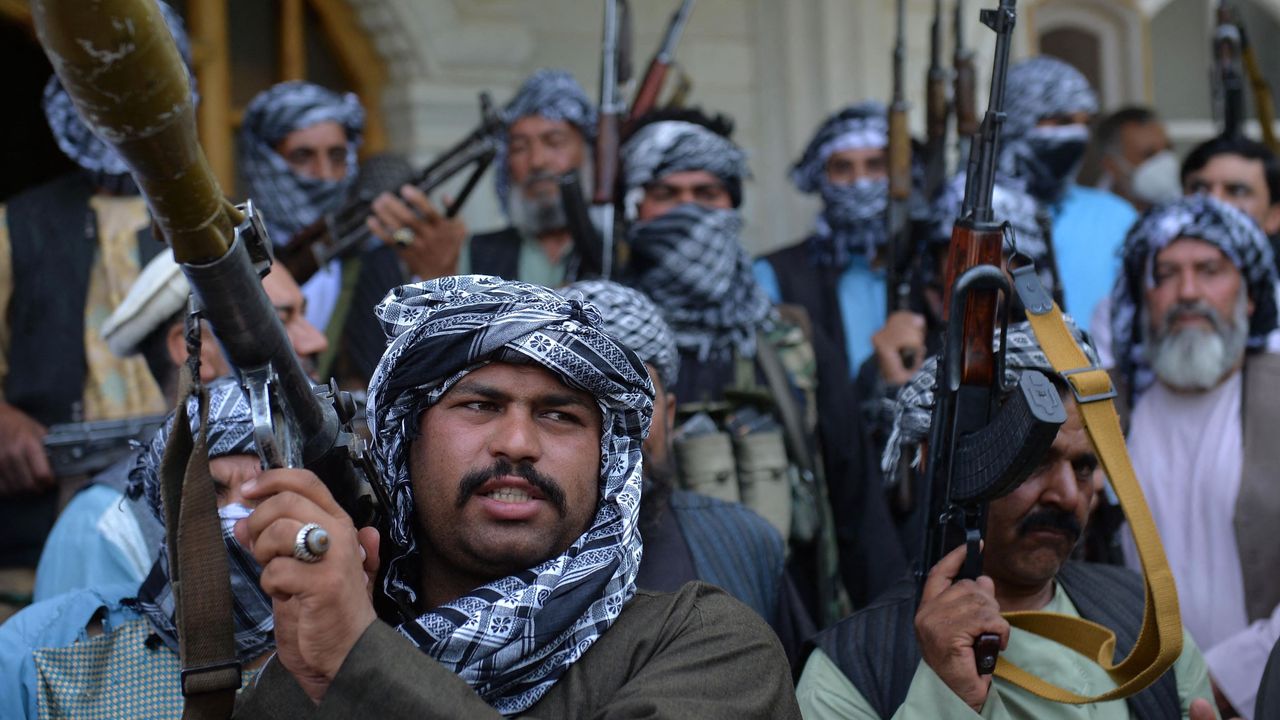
[293,522,330,563]
[392,227,414,246]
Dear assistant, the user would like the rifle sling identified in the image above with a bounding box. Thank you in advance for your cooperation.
[993,303,1183,704]
[161,370,241,719]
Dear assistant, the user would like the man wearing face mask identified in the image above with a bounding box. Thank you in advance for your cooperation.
[0,379,276,719]
[754,102,898,379]
[999,56,1137,333]
[1095,106,1182,213]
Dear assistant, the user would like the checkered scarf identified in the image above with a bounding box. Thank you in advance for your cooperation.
[881,320,1098,479]
[494,69,597,215]
[997,57,1097,202]
[625,203,774,362]
[563,280,680,389]
[620,120,749,208]
[1111,194,1279,396]
[239,81,365,242]
[790,102,889,194]
[366,275,653,716]
[127,378,273,663]
[42,0,193,177]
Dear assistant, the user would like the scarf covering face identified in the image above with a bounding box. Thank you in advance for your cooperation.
[881,320,1099,479]
[42,0,193,178]
[790,101,890,194]
[625,203,775,362]
[239,81,365,242]
[563,280,680,389]
[1110,194,1279,395]
[127,378,273,662]
[620,120,750,207]
[933,173,1057,295]
[811,178,891,266]
[365,275,653,716]
[494,69,598,215]
[998,56,1098,203]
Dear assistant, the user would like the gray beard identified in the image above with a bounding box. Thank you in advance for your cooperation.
[1144,287,1249,391]
[510,185,569,239]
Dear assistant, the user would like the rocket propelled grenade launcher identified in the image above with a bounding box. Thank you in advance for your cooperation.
[33,0,386,523]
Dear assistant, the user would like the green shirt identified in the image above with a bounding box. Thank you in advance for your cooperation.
[795,584,1216,719]
[456,232,569,288]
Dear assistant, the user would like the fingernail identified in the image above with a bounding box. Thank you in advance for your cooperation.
[242,478,258,495]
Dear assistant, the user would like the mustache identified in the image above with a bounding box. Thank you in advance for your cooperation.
[456,459,567,516]
[1159,300,1227,336]
[1017,508,1082,544]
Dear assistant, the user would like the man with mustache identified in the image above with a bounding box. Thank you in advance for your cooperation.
[1110,195,1280,719]
[229,276,798,717]
[796,323,1219,719]
[387,69,597,287]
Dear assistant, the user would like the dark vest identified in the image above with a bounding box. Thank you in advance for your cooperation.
[811,562,1181,719]
[763,240,849,373]
[4,173,163,426]
[468,226,522,281]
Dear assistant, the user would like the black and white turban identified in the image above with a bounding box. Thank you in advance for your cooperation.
[1001,56,1098,150]
[494,69,598,215]
[42,0,193,177]
[626,204,774,362]
[563,280,680,390]
[882,320,1098,479]
[239,81,365,240]
[1110,194,1279,393]
[790,101,889,194]
[365,275,653,716]
[620,120,750,210]
[127,377,274,664]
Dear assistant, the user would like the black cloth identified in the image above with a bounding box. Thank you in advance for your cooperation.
[1259,639,1280,720]
[467,226,522,281]
[635,496,698,594]
[333,245,405,384]
[809,562,1181,719]
[763,239,851,374]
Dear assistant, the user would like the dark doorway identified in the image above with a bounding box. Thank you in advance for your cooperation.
[0,19,77,203]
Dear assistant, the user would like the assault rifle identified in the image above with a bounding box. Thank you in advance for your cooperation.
[886,0,914,315]
[924,0,951,201]
[1222,3,1280,153]
[953,0,979,145]
[920,0,1066,676]
[1212,2,1246,141]
[44,414,166,478]
[588,0,633,280]
[628,0,695,127]
[276,93,502,283]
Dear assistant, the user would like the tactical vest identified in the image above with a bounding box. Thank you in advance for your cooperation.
[4,172,163,427]
[810,562,1181,719]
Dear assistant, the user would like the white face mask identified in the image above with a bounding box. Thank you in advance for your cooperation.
[1127,150,1183,206]
[219,502,254,537]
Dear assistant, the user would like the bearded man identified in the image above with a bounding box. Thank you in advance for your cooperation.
[1110,194,1280,719]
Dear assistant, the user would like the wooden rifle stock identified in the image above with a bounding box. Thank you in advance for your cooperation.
[593,112,621,206]
[1235,13,1280,153]
[954,0,979,138]
[942,221,1003,386]
[888,110,912,203]
[630,62,669,124]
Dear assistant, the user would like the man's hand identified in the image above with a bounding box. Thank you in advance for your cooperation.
[367,184,467,280]
[873,311,926,386]
[0,401,53,496]
[236,469,380,705]
[915,544,1010,713]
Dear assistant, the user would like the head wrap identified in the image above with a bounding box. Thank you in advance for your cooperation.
[127,378,273,663]
[563,280,680,389]
[494,69,598,215]
[625,203,774,362]
[42,0,193,179]
[1110,194,1279,395]
[998,56,1098,203]
[620,120,749,210]
[790,101,889,194]
[882,320,1099,479]
[239,81,365,242]
[365,275,653,715]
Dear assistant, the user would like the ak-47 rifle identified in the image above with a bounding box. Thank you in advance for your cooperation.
[1226,3,1280,153]
[276,94,502,284]
[586,0,632,280]
[953,0,979,145]
[924,0,951,201]
[628,0,695,128]
[44,414,167,478]
[920,0,1066,677]
[1212,2,1247,141]
[886,0,914,316]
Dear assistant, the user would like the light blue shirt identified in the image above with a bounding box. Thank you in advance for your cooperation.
[753,254,886,377]
[1051,185,1138,331]
[34,484,151,602]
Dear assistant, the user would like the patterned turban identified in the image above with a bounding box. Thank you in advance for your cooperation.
[563,280,680,389]
[625,203,774,362]
[239,81,365,241]
[620,120,750,209]
[882,320,1099,479]
[365,275,653,715]
[1110,194,1279,394]
[494,69,598,215]
[789,101,889,194]
[1001,56,1099,149]
[127,377,273,664]
[42,0,193,177]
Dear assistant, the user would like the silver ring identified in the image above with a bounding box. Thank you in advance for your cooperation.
[293,523,329,563]
[392,227,414,247]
